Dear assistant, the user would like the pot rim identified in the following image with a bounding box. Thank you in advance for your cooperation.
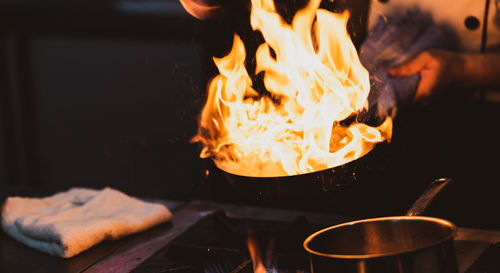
[303,215,457,259]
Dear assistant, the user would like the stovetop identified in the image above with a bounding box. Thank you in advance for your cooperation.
[1,200,500,273]
[91,200,500,273]
[131,210,324,272]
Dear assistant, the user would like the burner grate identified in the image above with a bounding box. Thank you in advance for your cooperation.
[132,210,324,273]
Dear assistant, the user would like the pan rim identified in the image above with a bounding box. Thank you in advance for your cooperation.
[212,142,388,178]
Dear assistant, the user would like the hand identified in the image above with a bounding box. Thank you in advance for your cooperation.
[388,49,466,105]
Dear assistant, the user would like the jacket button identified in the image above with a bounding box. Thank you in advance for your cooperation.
[464,16,480,30]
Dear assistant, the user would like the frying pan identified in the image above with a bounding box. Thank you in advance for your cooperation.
[303,178,458,273]
[207,142,398,214]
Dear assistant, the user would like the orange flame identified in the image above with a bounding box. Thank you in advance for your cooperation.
[179,0,220,20]
[246,233,268,273]
[192,0,392,177]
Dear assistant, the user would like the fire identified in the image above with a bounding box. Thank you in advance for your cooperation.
[247,234,268,273]
[192,0,392,177]
[246,233,279,273]
[179,0,220,20]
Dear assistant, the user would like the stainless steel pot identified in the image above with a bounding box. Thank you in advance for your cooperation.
[303,178,458,273]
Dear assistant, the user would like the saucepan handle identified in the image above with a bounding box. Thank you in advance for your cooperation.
[406,178,453,216]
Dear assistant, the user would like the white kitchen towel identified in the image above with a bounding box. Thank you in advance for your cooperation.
[1,187,172,258]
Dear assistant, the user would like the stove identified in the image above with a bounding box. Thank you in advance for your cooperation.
[80,200,500,273]
[131,210,323,272]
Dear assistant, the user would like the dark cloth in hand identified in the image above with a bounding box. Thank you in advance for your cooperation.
[359,11,451,120]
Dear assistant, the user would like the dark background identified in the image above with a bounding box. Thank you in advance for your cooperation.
[0,0,499,229]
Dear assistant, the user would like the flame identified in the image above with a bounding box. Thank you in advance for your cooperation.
[192,0,392,177]
[246,233,269,273]
[179,0,220,20]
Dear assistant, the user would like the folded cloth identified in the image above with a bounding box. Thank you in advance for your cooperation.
[1,187,172,258]
[359,10,452,120]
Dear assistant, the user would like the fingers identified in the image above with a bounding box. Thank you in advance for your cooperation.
[387,49,460,105]
[388,52,431,77]
[413,71,437,105]
[388,51,440,104]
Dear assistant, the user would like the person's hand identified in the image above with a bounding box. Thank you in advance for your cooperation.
[388,49,466,104]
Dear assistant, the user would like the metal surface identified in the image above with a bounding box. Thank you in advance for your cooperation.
[303,178,459,273]
[304,216,458,273]
[305,216,456,259]
[464,242,500,273]
[82,200,187,273]
[406,178,453,216]
[218,142,392,212]
[83,199,352,273]
[83,200,500,273]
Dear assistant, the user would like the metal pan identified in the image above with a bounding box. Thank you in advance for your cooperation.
[208,142,395,213]
[303,178,458,273]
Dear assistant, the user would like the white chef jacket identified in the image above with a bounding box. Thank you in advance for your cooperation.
[368,0,500,53]
[368,0,500,102]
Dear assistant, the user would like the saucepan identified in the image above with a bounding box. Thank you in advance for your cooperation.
[303,178,458,273]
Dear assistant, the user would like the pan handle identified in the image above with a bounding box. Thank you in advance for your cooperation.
[406,178,453,216]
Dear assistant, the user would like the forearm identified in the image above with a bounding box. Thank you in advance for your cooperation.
[461,53,500,90]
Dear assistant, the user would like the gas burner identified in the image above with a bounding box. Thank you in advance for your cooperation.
[133,209,324,273]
